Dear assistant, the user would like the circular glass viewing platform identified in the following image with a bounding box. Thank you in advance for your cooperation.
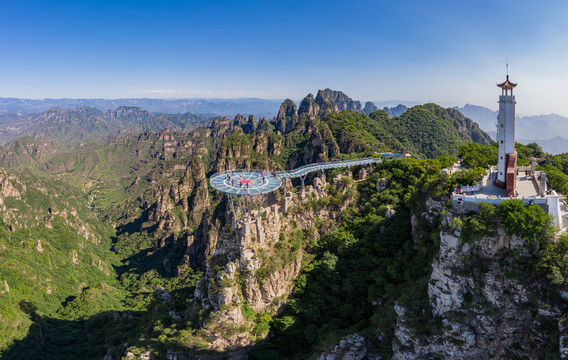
[209,169,283,196]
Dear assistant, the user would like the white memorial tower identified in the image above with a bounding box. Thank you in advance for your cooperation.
[496,72,517,196]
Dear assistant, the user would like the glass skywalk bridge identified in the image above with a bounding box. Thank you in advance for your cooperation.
[209,157,383,226]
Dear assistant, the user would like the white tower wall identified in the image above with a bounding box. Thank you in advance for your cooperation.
[497,95,516,183]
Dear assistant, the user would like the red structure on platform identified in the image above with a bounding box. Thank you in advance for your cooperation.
[505,153,517,197]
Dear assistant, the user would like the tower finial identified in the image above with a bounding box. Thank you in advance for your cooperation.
[506,59,509,76]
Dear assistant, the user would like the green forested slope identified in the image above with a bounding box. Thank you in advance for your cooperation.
[369,104,492,158]
[0,169,119,351]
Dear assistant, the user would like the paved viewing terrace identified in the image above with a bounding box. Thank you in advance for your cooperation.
[457,172,540,199]
[452,165,567,230]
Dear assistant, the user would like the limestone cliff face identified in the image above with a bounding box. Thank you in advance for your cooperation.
[392,210,566,360]
[232,113,247,128]
[363,101,379,115]
[316,89,362,113]
[384,104,408,118]
[242,115,258,134]
[139,159,211,268]
[210,116,233,139]
[275,99,299,134]
[298,93,320,121]
[300,123,340,166]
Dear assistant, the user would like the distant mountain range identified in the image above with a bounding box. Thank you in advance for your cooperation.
[0,97,283,118]
[0,106,211,145]
[1,96,565,154]
[456,104,568,154]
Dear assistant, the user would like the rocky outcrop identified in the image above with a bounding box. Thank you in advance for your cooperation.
[242,115,258,134]
[300,123,340,165]
[316,89,362,113]
[210,116,233,139]
[0,169,24,202]
[232,113,247,128]
[275,99,299,134]
[258,118,272,131]
[392,210,566,359]
[363,101,379,115]
[298,94,320,121]
[383,104,408,118]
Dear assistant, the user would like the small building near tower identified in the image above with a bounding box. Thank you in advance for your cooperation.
[495,75,517,197]
[450,72,565,229]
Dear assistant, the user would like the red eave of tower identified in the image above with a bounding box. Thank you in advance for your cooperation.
[497,75,517,89]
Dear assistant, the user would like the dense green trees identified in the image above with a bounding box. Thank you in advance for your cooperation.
[457,143,497,168]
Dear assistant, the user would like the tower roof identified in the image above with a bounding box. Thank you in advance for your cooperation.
[497,75,517,89]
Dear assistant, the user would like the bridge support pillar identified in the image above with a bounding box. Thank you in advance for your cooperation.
[282,178,288,212]
[228,193,265,230]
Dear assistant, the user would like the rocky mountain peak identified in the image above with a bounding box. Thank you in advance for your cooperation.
[242,114,258,134]
[363,101,379,115]
[316,88,362,112]
[232,113,247,127]
[275,99,299,134]
[383,104,408,118]
[298,93,320,120]
[210,116,232,138]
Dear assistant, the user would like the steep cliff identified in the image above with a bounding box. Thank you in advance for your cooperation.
[298,93,320,121]
[275,99,299,134]
[392,208,565,359]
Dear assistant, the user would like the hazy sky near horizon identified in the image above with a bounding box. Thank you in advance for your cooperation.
[1,0,568,116]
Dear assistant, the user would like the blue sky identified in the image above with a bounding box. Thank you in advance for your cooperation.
[1,0,568,115]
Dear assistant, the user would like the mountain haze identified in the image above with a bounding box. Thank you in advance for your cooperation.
[0,97,283,118]
[457,103,568,153]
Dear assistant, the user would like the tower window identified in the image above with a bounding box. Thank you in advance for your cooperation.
[501,140,503,144]
[500,172,502,175]
[501,124,503,127]
[501,156,503,160]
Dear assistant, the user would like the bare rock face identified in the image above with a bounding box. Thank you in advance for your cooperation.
[232,113,247,128]
[0,169,25,200]
[316,89,362,113]
[383,104,408,118]
[301,125,340,165]
[209,116,232,139]
[363,101,379,115]
[376,178,388,192]
[298,93,320,120]
[275,99,299,134]
[392,210,566,360]
[0,280,9,294]
[242,114,258,134]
